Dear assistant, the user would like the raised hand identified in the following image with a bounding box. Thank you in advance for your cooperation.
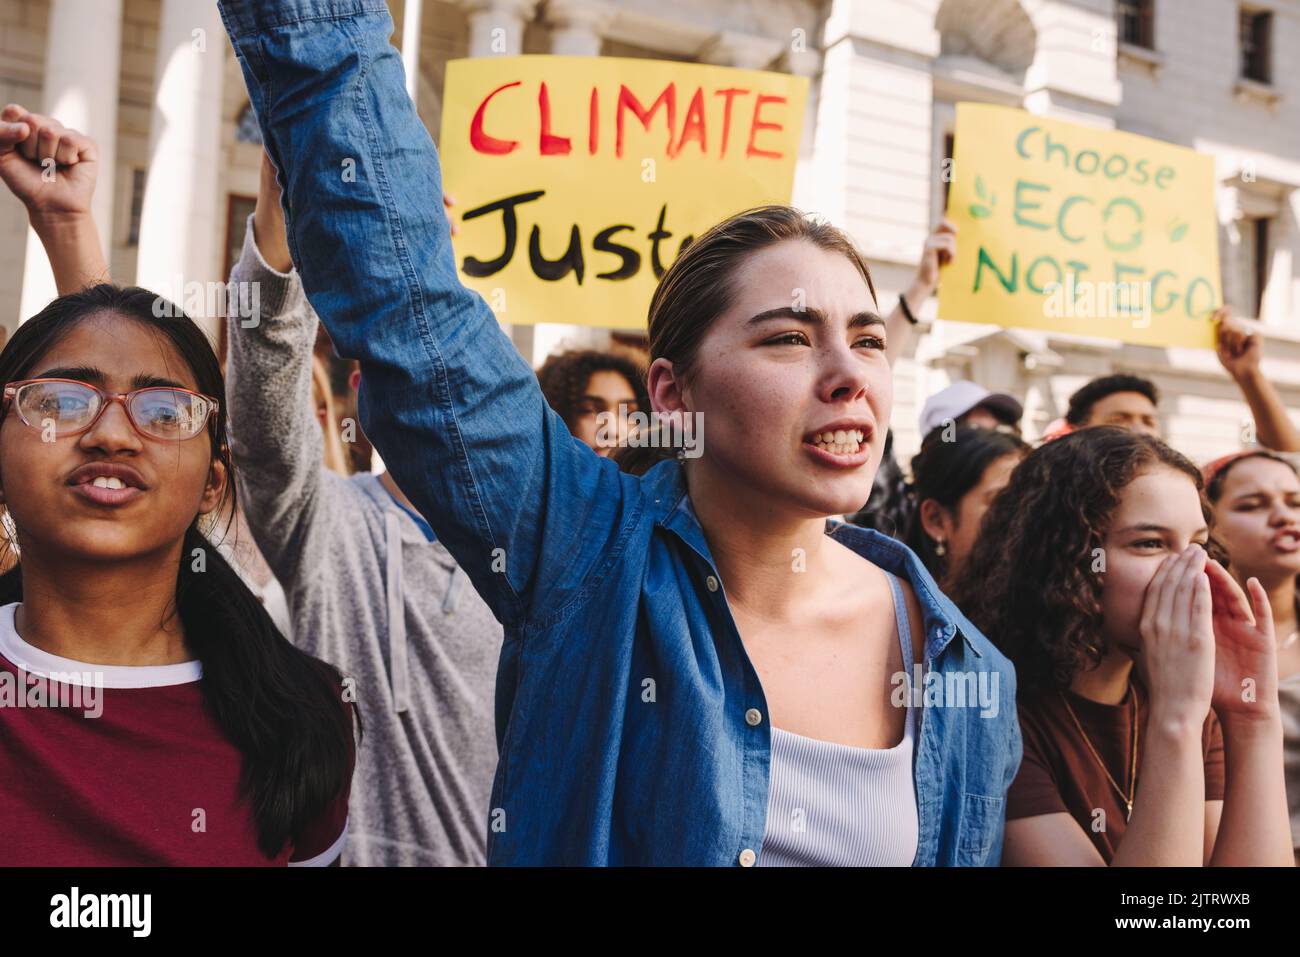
[0,104,97,225]
[914,218,956,295]
[1214,307,1262,383]
[1205,557,1280,725]
[255,150,459,274]
[253,150,292,273]
[1136,545,1216,730]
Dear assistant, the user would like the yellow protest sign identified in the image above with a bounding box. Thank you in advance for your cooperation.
[940,103,1221,348]
[439,56,807,329]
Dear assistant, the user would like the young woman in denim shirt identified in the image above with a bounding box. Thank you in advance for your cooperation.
[218,0,1020,866]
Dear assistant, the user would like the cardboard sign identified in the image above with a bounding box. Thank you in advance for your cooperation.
[439,55,808,329]
[941,103,1222,348]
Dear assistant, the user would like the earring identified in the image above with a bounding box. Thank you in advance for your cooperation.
[934,539,946,557]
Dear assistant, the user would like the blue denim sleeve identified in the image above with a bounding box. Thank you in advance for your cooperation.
[217,1,638,627]
[989,675,1023,867]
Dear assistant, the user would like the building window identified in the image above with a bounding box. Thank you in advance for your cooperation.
[1239,7,1272,84]
[1253,217,1270,317]
[1238,215,1272,318]
[1117,0,1155,49]
[942,132,955,209]
[236,103,263,145]
[127,168,146,247]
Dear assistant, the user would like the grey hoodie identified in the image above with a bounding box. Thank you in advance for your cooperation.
[225,216,502,865]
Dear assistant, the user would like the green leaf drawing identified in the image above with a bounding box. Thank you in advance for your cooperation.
[1168,219,1188,243]
[969,184,996,219]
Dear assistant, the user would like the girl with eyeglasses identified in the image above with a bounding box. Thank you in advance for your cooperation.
[0,107,356,865]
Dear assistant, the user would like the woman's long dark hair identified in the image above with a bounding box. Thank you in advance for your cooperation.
[904,426,1029,580]
[0,284,356,858]
[949,426,1223,695]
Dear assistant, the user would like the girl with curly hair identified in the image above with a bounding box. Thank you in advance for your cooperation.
[952,427,1292,866]
[1203,450,1300,863]
[536,350,649,457]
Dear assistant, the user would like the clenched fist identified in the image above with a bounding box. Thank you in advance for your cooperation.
[0,103,98,224]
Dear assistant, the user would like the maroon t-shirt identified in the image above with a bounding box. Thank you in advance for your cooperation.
[0,603,350,866]
[1007,681,1225,863]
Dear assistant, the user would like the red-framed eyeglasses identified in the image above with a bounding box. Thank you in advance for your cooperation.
[2,378,220,442]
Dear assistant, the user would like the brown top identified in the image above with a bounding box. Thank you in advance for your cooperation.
[1007,681,1225,863]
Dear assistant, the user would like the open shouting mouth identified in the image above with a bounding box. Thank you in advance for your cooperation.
[66,462,148,508]
[802,420,873,468]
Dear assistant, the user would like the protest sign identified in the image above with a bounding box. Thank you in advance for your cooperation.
[439,55,807,329]
[941,103,1221,348]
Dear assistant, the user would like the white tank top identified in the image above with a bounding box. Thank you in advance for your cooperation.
[757,571,920,866]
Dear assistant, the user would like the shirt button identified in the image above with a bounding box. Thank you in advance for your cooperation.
[706,575,719,592]
[745,708,762,727]
[739,848,756,867]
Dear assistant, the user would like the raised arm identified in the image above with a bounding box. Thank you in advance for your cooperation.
[224,152,338,590]
[217,1,633,627]
[1215,307,1300,452]
[0,104,108,295]
[883,219,955,367]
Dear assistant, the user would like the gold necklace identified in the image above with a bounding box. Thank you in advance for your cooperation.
[1060,682,1139,822]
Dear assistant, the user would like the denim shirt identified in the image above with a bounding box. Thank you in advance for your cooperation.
[218,0,1022,866]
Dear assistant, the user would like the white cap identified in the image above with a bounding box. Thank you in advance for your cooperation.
[919,381,1023,437]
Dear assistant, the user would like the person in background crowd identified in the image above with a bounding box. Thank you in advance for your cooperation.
[223,0,1020,866]
[905,426,1028,587]
[222,152,503,865]
[0,109,355,865]
[536,349,649,456]
[1064,373,1161,438]
[953,427,1292,866]
[312,354,351,476]
[208,491,294,638]
[918,380,1023,441]
[852,380,1021,540]
[1045,307,1265,447]
[1204,450,1300,864]
[849,221,961,536]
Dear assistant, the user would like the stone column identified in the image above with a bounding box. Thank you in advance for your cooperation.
[134,0,225,332]
[18,0,123,321]
[545,0,613,57]
[463,0,538,57]
[402,0,424,101]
